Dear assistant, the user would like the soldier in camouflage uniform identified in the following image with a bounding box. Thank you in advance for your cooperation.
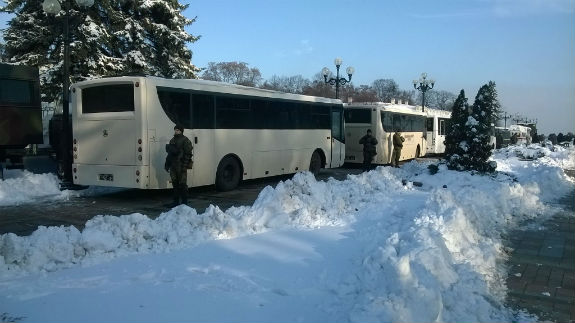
[165,124,193,207]
[391,130,404,168]
[359,129,378,171]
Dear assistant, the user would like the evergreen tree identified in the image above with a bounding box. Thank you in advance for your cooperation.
[0,40,6,61]
[445,90,471,170]
[1,0,199,103]
[445,83,500,173]
[467,81,500,172]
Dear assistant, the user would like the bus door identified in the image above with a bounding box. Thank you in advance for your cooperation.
[330,108,344,167]
[426,117,435,153]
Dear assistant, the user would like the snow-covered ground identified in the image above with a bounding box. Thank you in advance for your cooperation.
[0,144,573,323]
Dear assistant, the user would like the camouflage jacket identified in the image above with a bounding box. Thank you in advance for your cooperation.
[165,134,193,171]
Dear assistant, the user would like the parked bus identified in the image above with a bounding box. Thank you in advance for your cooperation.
[343,102,427,165]
[425,108,451,155]
[509,124,532,145]
[0,63,43,178]
[70,76,345,190]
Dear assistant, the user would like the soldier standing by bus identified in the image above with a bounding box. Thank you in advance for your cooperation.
[359,129,378,171]
[165,124,193,207]
[391,130,404,168]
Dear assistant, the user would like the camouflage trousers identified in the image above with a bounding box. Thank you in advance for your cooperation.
[170,167,188,204]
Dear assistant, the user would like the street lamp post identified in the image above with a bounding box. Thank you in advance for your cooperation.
[413,72,435,112]
[43,0,93,189]
[501,111,510,128]
[322,58,354,99]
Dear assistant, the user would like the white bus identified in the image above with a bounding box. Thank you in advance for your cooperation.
[70,76,345,191]
[424,108,451,155]
[343,102,427,165]
[509,124,532,145]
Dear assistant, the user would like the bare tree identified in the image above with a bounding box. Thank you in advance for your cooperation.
[397,90,415,105]
[372,79,400,103]
[415,90,456,110]
[433,90,457,110]
[344,85,379,103]
[302,72,336,98]
[261,75,310,94]
[201,61,262,87]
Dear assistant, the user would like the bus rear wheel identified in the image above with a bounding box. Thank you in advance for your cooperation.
[309,151,322,176]
[216,156,242,191]
[415,146,421,158]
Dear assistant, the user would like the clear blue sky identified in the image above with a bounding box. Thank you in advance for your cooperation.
[1,0,573,135]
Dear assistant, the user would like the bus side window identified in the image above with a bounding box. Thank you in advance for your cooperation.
[276,101,298,129]
[380,111,386,131]
[426,118,434,132]
[311,104,330,129]
[381,112,392,132]
[405,116,414,132]
[215,95,252,129]
[157,88,191,127]
[439,119,445,135]
[390,114,398,132]
[298,103,312,129]
[252,99,270,129]
[191,94,214,129]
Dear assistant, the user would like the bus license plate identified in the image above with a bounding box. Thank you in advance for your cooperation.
[99,174,114,181]
[345,155,355,160]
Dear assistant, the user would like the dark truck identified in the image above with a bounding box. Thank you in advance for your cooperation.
[0,63,43,178]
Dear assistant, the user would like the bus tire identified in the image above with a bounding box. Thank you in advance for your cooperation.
[216,155,242,191]
[415,146,421,158]
[309,150,322,176]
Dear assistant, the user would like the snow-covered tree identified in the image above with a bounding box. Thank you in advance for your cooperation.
[0,40,6,60]
[467,81,500,172]
[446,83,500,173]
[1,0,199,103]
[445,89,471,170]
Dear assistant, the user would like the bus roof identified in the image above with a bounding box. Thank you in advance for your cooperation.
[424,107,451,118]
[72,76,342,105]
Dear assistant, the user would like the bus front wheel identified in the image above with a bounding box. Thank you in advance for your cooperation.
[415,146,421,158]
[309,151,322,176]
[216,156,242,191]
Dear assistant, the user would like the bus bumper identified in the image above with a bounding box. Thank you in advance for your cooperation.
[73,164,149,189]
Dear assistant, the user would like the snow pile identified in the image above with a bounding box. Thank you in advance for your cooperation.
[0,170,64,206]
[0,172,360,277]
[346,182,542,322]
[0,169,127,206]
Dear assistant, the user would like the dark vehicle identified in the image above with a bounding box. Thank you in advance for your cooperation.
[0,63,43,178]
[495,127,511,149]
